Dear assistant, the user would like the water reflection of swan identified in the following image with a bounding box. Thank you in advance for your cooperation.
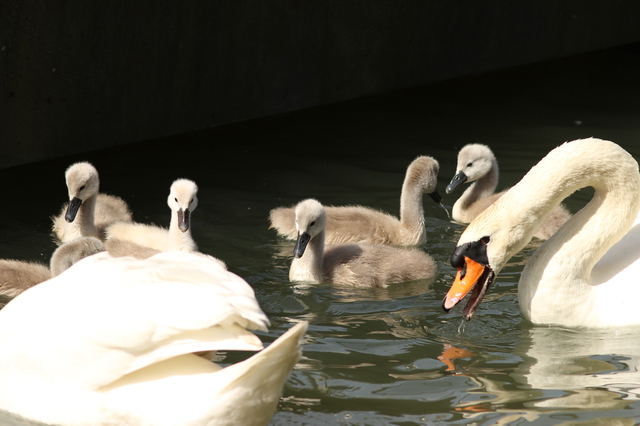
[453,325,640,425]
[444,138,640,327]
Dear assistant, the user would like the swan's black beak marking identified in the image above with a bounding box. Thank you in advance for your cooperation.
[446,171,468,194]
[65,197,83,223]
[443,236,494,321]
[178,208,190,233]
[293,232,311,258]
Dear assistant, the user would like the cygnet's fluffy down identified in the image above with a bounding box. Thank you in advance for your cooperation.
[52,162,132,244]
[0,237,105,297]
[0,260,50,298]
[447,143,571,240]
[270,156,443,245]
[49,237,106,277]
[105,179,199,258]
[289,199,437,287]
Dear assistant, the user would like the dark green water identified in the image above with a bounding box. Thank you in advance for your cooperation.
[2,44,640,425]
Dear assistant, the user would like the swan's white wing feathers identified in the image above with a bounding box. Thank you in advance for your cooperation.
[0,251,268,389]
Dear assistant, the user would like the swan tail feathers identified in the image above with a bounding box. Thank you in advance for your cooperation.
[214,321,307,396]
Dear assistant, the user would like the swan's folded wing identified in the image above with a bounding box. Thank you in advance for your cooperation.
[0,251,269,389]
[125,324,264,375]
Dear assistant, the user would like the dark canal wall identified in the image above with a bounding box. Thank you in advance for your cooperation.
[3,1,640,169]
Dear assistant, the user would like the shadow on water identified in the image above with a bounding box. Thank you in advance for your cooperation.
[1,44,640,424]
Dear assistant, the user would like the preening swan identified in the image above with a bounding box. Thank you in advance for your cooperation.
[0,237,105,297]
[289,199,437,287]
[52,162,132,244]
[0,251,307,426]
[106,179,199,257]
[270,156,443,245]
[447,144,571,240]
[442,138,640,328]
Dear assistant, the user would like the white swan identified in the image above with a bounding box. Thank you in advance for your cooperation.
[0,251,307,426]
[270,156,443,245]
[0,237,105,297]
[442,138,640,328]
[52,162,132,244]
[447,143,572,240]
[289,198,437,286]
[105,179,199,257]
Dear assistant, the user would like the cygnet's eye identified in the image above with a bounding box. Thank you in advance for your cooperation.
[190,198,194,205]
[79,185,85,191]
[175,197,178,203]
[310,221,316,227]
[466,162,473,168]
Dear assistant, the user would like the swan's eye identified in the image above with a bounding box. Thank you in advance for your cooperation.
[79,185,85,191]
[480,236,490,244]
[175,197,178,203]
[190,198,194,205]
[466,162,473,168]
[310,221,316,226]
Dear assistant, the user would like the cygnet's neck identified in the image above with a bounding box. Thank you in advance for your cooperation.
[168,210,197,252]
[75,194,99,239]
[456,162,499,212]
[290,230,325,283]
[399,177,427,245]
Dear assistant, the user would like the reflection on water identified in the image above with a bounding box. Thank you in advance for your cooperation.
[455,326,640,424]
[1,45,640,424]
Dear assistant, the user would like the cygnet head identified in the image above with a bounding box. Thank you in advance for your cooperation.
[446,144,497,193]
[406,156,442,203]
[64,162,100,223]
[167,179,198,233]
[293,199,326,258]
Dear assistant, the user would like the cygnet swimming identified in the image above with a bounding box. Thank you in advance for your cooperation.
[105,179,200,258]
[0,236,105,297]
[270,156,443,245]
[289,198,437,287]
[447,143,571,240]
[52,162,132,244]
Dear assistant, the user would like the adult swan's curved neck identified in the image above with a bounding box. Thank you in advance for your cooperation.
[452,138,640,328]
[515,138,640,327]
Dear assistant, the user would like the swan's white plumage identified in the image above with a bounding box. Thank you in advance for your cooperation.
[106,179,199,257]
[0,251,306,426]
[447,143,571,240]
[52,162,132,244]
[452,138,640,328]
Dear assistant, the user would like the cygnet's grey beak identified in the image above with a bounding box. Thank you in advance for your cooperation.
[446,172,468,194]
[177,208,191,233]
[65,197,83,223]
[293,232,311,258]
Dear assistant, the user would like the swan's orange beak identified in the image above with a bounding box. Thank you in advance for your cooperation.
[443,256,486,311]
